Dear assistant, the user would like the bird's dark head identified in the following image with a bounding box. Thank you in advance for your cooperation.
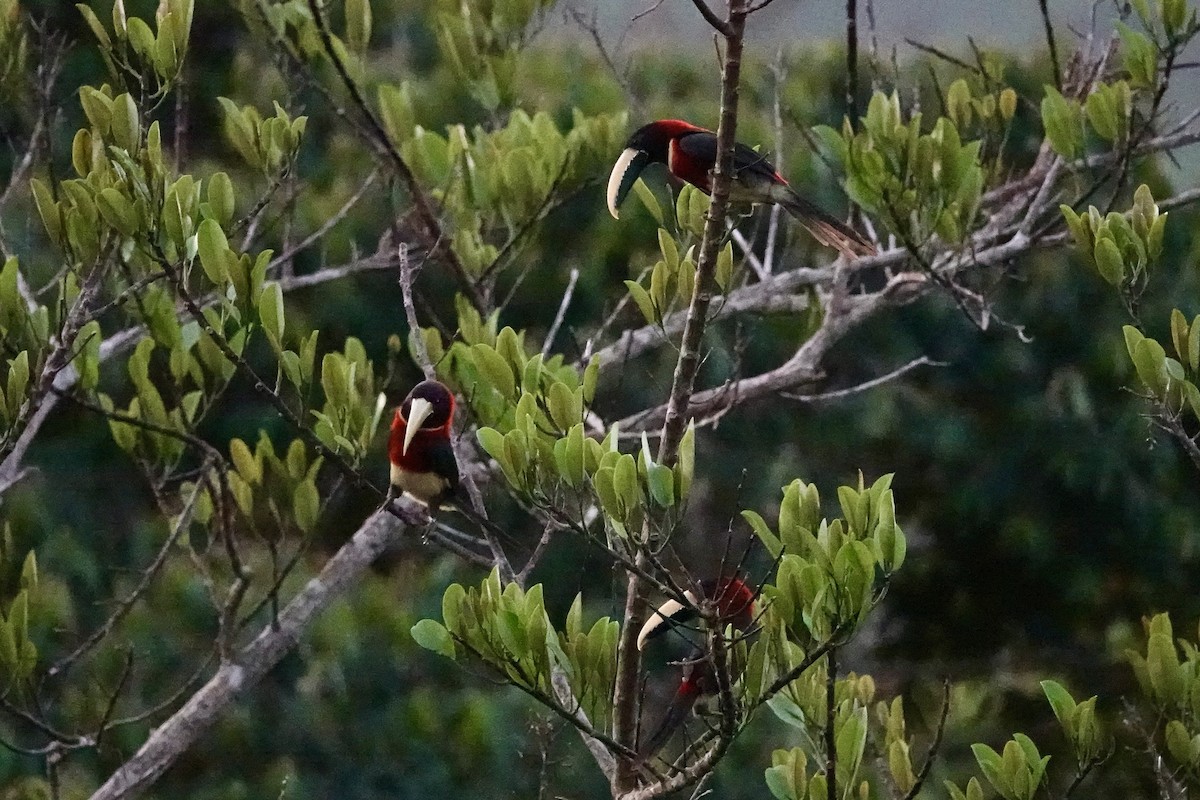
[607,119,706,220]
[396,380,455,454]
[636,574,756,651]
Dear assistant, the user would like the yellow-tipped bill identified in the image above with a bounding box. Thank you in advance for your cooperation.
[403,397,434,455]
[636,590,699,651]
[607,147,650,219]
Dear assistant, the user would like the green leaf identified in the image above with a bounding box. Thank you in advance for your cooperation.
[977,741,1013,795]
[207,172,235,226]
[196,219,231,284]
[1132,337,1169,397]
[30,179,63,245]
[410,619,456,659]
[293,480,320,533]
[624,280,657,325]
[764,765,797,800]
[657,228,679,271]
[0,619,15,671]
[110,93,140,152]
[1040,86,1082,159]
[1165,720,1191,765]
[632,178,663,226]
[78,86,114,134]
[97,188,137,236]
[742,510,782,558]
[676,419,695,503]
[19,552,37,592]
[1085,87,1119,142]
[472,344,516,399]
[378,83,414,144]
[1041,679,1077,732]
[646,463,675,507]
[229,438,260,485]
[345,0,372,51]
[1093,236,1124,285]
[257,281,284,348]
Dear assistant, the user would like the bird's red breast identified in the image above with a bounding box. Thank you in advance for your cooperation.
[388,405,453,472]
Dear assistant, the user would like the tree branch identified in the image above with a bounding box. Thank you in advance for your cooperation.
[614,1,751,793]
[87,509,412,800]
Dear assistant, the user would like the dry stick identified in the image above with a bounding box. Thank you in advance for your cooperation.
[614,221,1085,432]
[87,510,405,800]
[900,679,951,800]
[825,648,837,800]
[782,355,944,403]
[45,470,206,681]
[613,1,750,795]
[399,244,437,383]
[303,0,486,312]
[268,168,381,271]
[1037,0,1062,90]
[542,268,580,359]
[845,0,859,123]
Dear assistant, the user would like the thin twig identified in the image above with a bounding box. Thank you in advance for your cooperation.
[399,243,436,381]
[268,168,380,271]
[1037,0,1062,89]
[900,679,951,800]
[782,356,945,403]
[846,0,859,122]
[303,0,486,311]
[825,648,837,800]
[543,268,580,359]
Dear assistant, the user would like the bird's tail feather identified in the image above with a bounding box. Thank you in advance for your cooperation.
[640,692,696,757]
[771,184,877,258]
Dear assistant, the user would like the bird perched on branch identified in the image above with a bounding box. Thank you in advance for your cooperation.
[637,577,758,756]
[637,576,757,651]
[388,380,459,507]
[607,119,876,259]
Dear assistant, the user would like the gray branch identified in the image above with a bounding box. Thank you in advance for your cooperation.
[88,509,410,800]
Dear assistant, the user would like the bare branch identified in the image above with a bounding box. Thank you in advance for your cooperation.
[88,509,411,800]
[543,268,581,359]
[1036,0,1062,89]
[268,168,380,272]
[782,356,945,403]
[399,244,436,381]
[688,0,732,36]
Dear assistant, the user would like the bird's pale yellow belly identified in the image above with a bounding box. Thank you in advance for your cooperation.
[391,464,450,506]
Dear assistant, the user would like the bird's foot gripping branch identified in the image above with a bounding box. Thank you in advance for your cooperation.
[411,469,907,792]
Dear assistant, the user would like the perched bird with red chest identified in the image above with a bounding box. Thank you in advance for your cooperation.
[608,119,876,259]
[388,380,459,507]
[637,577,758,756]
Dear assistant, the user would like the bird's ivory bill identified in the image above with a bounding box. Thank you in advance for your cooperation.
[402,397,434,455]
[607,147,648,219]
[636,590,699,651]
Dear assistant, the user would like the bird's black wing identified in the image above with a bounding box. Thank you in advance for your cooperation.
[675,131,780,182]
[428,439,461,499]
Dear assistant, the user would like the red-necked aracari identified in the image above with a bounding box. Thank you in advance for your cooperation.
[608,119,876,258]
[388,380,460,507]
[636,576,757,651]
[637,577,757,756]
